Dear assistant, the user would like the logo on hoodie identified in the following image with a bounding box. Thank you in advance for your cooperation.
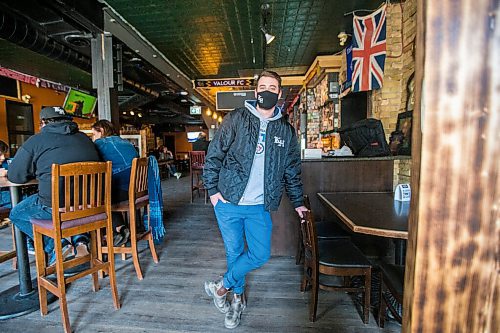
[256,128,266,154]
[274,136,285,147]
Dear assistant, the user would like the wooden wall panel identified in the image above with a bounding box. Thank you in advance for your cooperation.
[404,1,499,332]
[271,159,394,256]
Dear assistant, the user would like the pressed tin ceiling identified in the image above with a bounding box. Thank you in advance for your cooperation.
[105,0,384,79]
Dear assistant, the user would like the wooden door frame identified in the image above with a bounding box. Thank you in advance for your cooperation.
[403,1,499,332]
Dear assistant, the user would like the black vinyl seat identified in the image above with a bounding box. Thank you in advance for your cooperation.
[378,262,405,326]
[318,239,371,268]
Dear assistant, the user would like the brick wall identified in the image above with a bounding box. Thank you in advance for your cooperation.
[394,158,412,189]
[370,0,417,136]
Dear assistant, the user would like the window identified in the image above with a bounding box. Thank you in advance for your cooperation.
[6,100,34,156]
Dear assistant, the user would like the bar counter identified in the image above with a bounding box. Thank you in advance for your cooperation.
[271,156,410,256]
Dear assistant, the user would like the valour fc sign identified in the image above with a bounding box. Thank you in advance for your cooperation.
[194,78,255,88]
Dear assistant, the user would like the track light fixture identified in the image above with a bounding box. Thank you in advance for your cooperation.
[261,27,275,45]
[261,3,275,45]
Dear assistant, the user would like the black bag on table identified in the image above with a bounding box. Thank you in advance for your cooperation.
[339,118,390,157]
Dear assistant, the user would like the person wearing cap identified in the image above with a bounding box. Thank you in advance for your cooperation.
[8,106,100,265]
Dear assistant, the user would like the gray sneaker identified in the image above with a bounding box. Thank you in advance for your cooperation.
[204,279,230,313]
[224,293,246,329]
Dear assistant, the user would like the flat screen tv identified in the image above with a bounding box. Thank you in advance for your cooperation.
[62,88,97,118]
[187,131,203,143]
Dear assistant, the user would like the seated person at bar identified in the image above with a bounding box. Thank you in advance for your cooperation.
[159,146,181,179]
[0,140,11,207]
[91,119,136,246]
[8,107,100,265]
[192,132,209,153]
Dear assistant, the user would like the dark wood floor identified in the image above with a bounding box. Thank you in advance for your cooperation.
[0,174,401,332]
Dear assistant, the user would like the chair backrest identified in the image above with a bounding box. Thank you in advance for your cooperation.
[303,194,311,210]
[300,209,319,270]
[51,161,112,230]
[129,157,149,204]
[189,151,205,170]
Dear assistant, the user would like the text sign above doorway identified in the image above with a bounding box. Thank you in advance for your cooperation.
[194,78,255,88]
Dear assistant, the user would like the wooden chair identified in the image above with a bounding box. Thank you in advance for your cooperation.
[377,262,404,327]
[102,157,159,280]
[0,207,16,269]
[31,161,119,333]
[296,195,350,264]
[189,151,207,204]
[300,209,372,323]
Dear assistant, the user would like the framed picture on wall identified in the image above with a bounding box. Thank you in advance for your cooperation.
[120,134,142,157]
[396,111,412,155]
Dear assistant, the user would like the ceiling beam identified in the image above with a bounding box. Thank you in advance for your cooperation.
[303,55,342,86]
[281,76,305,86]
[101,6,215,110]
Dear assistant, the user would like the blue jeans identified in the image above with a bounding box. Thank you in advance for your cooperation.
[0,189,12,208]
[214,202,272,294]
[167,163,178,176]
[9,194,88,254]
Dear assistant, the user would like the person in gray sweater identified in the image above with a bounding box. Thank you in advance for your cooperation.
[203,71,307,329]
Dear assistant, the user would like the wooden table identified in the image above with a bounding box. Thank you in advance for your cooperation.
[317,192,409,264]
[0,178,52,320]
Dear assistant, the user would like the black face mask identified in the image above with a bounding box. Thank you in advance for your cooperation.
[256,90,279,110]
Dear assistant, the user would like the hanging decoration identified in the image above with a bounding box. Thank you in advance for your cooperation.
[0,66,70,92]
[351,5,387,92]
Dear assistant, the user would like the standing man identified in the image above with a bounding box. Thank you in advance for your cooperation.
[8,106,100,265]
[203,70,307,329]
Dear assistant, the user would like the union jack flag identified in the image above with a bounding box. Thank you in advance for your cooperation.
[351,5,387,92]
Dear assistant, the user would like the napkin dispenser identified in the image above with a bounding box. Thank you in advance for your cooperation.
[302,149,322,159]
[394,184,411,202]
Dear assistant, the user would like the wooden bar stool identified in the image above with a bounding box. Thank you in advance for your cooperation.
[189,151,207,204]
[101,157,159,280]
[300,209,372,323]
[0,207,16,269]
[31,161,119,333]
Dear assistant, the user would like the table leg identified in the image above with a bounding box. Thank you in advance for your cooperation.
[0,186,55,320]
[394,239,407,266]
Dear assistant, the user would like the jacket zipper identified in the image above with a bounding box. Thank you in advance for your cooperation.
[240,116,261,203]
[263,121,272,207]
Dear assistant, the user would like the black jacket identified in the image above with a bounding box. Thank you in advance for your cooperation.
[203,106,303,211]
[8,121,100,207]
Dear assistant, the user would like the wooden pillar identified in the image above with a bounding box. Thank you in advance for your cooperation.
[404,1,499,332]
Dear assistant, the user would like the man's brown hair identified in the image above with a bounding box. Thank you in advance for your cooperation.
[257,70,281,89]
[91,119,117,138]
